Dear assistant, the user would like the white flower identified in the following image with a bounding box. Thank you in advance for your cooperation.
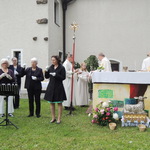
[102,102,109,108]
[88,113,91,117]
[113,113,119,120]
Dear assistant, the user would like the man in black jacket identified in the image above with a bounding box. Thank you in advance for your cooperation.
[21,57,44,118]
[9,57,23,109]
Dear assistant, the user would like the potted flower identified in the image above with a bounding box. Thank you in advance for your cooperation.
[92,101,119,127]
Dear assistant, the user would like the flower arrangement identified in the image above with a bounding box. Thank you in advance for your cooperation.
[97,64,104,71]
[92,101,119,126]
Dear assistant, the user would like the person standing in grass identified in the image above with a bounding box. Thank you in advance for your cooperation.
[44,56,66,124]
[0,58,15,117]
[21,57,44,118]
[63,54,77,110]
[76,62,89,106]
[9,57,23,109]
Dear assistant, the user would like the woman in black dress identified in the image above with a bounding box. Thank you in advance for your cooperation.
[44,56,66,124]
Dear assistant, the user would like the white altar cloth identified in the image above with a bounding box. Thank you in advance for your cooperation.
[92,72,150,84]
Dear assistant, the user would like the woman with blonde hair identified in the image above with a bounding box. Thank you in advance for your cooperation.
[76,62,89,106]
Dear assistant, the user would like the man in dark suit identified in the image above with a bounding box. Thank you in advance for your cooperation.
[21,57,44,118]
[9,57,23,109]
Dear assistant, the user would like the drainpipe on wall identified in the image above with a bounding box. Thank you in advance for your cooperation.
[62,0,76,62]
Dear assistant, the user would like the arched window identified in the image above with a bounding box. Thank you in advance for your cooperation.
[109,59,122,72]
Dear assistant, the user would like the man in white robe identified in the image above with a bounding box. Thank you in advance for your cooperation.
[98,53,112,72]
[63,54,76,110]
[142,53,150,71]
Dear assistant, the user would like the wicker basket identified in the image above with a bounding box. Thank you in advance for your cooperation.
[138,124,146,132]
[109,123,116,130]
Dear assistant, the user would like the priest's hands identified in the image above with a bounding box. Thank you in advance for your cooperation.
[75,69,79,73]
[31,76,37,80]
[49,72,56,77]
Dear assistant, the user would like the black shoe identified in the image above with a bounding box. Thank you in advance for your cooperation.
[64,107,69,110]
[50,119,56,123]
[8,113,14,117]
[14,107,19,109]
[1,114,5,117]
[27,115,34,117]
[37,115,41,118]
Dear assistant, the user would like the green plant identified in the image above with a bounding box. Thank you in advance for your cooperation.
[84,55,99,99]
[84,55,99,72]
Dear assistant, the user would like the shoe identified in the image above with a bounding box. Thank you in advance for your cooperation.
[8,113,14,117]
[27,115,34,117]
[14,107,19,109]
[56,121,61,124]
[0,114,5,118]
[50,119,56,123]
[37,115,41,118]
[64,107,69,110]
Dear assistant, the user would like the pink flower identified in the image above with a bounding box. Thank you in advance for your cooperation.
[114,107,118,111]
[91,120,96,123]
[106,108,110,111]
[93,114,98,119]
[106,112,110,116]
[95,108,99,112]
[99,101,103,104]
[100,109,104,114]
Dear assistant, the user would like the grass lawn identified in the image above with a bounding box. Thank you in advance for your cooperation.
[0,99,150,150]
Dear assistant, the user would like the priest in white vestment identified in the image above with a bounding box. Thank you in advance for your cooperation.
[98,53,112,72]
[142,53,150,71]
[76,63,89,106]
[63,54,76,110]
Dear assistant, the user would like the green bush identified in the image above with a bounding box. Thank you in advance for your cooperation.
[84,55,99,72]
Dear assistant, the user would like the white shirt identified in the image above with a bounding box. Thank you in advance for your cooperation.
[99,57,112,72]
[142,57,150,71]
